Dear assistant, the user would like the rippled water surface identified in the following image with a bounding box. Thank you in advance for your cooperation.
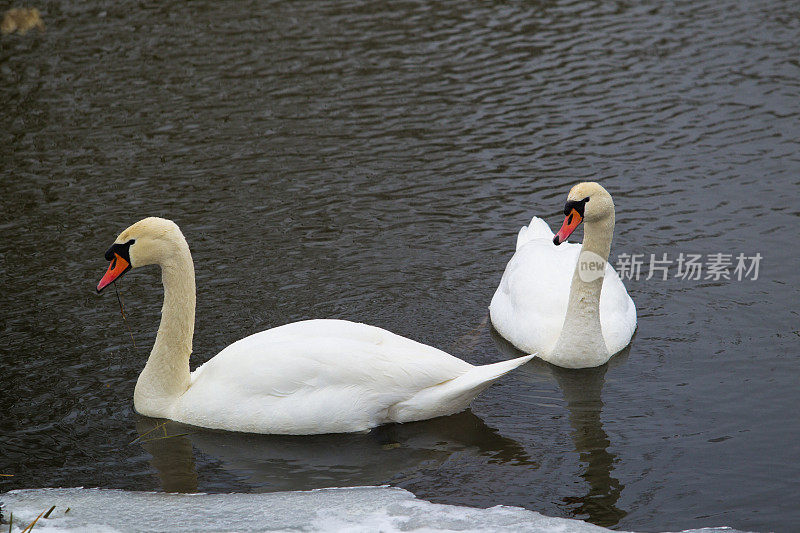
[2,1,799,531]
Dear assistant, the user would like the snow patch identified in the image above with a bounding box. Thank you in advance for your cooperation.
[0,486,747,533]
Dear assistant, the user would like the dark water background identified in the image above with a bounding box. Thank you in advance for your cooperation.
[1,1,799,531]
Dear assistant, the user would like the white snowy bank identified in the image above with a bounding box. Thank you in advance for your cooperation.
[0,486,745,533]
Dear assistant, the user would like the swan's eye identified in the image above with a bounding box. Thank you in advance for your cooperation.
[126,239,136,246]
[582,196,590,203]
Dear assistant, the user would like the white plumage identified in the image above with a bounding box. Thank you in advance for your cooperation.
[490,217,635,358]
[177,319,532,434]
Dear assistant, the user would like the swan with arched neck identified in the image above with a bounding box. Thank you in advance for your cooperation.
[489,182,636,368]
[97,217,533,434]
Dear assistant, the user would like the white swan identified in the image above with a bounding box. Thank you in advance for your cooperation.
[97,217,533,435]
[489,182,636,368]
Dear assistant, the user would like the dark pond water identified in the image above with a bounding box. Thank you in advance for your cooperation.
[1,0,799,531]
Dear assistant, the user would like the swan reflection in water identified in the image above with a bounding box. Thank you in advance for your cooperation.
[135,409,536,494]
[491,327,628,528]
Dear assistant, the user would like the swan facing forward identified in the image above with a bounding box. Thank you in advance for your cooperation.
[97,217,532,434]
[490,182,636,368]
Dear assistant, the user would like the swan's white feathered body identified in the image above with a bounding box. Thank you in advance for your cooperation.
[98,217,532,435]
[173,319,532,434]
[490,206,636,368]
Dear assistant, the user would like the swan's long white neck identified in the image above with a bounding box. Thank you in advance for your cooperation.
[548,212,614,368]
[133,243,195,416]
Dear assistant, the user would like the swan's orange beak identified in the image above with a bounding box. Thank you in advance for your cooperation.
[553,209,582,246]
[97,253,131,292]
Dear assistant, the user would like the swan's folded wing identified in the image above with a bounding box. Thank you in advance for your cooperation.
[516,216,554,251]
[177,320,473,434]
[490,241,576,354]
[599,266,638,355]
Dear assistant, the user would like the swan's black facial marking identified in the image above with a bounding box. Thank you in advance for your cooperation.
[563,196,590,218]
[104,239,135,262]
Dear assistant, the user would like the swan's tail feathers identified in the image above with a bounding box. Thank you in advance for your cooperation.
[463,353,536,388]
[516,217,554,250]
[388,354,535,424]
